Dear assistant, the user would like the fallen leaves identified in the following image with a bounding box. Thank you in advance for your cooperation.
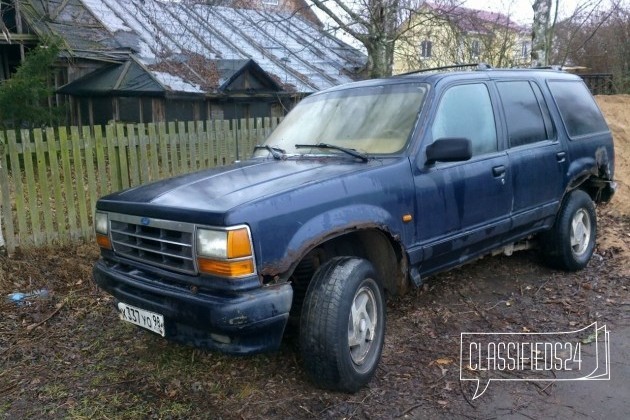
[433,357,454,366]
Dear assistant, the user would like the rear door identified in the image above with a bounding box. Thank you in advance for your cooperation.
[496,80,566,233]
[412,82,513,275]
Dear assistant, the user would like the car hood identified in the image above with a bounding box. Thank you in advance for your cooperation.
[97,158,376,217]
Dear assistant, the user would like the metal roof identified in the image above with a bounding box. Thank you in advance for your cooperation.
[20,0,130,62]
[22,0,366,94]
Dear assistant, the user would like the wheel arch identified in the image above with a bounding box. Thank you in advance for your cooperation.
[258,205,409,295]
[283,227,408,295]
[565,146,615,203]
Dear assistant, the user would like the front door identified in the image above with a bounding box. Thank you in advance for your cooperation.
[412,82,513,275]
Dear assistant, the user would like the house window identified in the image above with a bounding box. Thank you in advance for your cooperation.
[420,40,432,59]
[521,41,529,59]
[471,40,480,58]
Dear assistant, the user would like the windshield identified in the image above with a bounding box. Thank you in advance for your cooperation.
[255,82,428,157]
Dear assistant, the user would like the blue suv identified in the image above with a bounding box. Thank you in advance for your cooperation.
[93,68,615,392]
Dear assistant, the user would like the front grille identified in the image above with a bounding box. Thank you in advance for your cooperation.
[109,213,196,274]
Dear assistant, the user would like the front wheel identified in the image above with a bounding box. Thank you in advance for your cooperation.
[299,257,385,392]
[540,189,597,271]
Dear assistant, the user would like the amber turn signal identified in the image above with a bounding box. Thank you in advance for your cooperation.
[96,233,112,250]
[197,257,255,277]
[227,228,252,258]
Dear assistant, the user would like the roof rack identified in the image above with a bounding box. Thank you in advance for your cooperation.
[394,63,492,77]
[530,65,564,71]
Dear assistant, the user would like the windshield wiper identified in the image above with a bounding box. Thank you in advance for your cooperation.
[294,143,369,162]
[254,144,286,160]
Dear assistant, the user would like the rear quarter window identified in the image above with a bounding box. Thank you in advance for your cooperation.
[548,80,609,138]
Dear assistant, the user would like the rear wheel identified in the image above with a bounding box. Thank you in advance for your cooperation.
[541,189,597,271]
[299,257,385,392]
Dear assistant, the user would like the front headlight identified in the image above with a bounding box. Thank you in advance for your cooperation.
[94,211,111,249]
[95,211,109,235]
[196,229,228,258]
[195,226,254,277]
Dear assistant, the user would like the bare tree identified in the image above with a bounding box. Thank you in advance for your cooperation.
[552,2,629,91]
[531,0,552,66]
[552,1,622,64]
[531,0,622,68]
[309,0,458,78]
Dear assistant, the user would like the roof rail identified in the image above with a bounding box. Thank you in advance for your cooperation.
[530,65,564,71]
[394,63,492,77]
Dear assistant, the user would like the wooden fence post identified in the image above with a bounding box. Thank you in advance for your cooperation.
[0,134,13,252]
[0,209,4,249]
[34,129,54,244]
[167,122,179,176]
[82,126,98,236]
[0,141,15,254]
[7,131,27,247]
[59,127,79,240]
[46,127,66,243]
[0,140,6,250]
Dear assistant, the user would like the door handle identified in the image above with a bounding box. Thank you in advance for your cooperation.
[492,165,506,177]
[556,152,567,163]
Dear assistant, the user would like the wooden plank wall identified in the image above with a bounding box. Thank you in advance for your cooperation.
[0,118,278,253]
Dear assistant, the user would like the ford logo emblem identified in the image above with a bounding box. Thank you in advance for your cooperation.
[140,217,151,226]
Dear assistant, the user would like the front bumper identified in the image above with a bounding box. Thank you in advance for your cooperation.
[93,259,293,355]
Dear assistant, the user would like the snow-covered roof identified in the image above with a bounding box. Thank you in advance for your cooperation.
[25,0,366,95]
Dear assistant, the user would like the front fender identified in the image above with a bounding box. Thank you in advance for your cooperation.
[259,204,401,278]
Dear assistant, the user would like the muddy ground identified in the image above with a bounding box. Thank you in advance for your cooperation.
[1,96,629,419]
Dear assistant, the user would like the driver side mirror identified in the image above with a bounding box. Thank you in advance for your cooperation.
[425,138,472,166]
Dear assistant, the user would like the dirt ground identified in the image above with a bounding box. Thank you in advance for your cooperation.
[596,95,630,217]
[1,96,629,419]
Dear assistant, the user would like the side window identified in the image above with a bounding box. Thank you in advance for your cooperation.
[548,80,609,138]
[497,81,548,147]
[530,82,556,139]
[432,83,497,156]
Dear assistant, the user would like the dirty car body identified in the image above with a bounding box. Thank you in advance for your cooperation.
[93,68,615,391]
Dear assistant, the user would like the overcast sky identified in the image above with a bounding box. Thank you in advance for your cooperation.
[462,0,619,24]
[463,0,537,23]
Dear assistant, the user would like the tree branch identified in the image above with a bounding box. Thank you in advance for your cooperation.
[309,0,368,40]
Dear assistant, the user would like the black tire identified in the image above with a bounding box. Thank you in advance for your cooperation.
[540,189,597,271]
[299,257,385,392]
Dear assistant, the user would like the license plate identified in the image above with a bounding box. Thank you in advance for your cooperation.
[118,302,165,336]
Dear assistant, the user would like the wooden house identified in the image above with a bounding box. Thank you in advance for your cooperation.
[1,0,366,125]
